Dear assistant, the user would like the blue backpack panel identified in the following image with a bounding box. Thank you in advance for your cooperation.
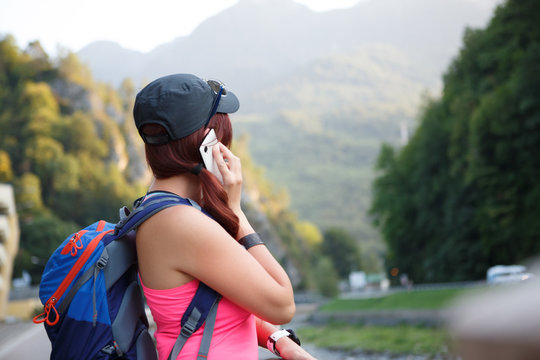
[34,193,220,360]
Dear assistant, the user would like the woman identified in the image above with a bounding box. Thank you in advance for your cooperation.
[133,73,316,360]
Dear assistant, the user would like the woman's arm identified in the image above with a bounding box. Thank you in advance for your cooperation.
[256,318,317,360]
[138,204,295,324]
[138,142,295,324]
[216,142,297,316]
[187,142,295,323]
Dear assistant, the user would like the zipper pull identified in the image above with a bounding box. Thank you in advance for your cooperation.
[61,232,85,256]
[33,297,59,326]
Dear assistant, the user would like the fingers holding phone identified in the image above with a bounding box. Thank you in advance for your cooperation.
[213,143,242,185]
[199,128,243,209]
[213,143,243,211]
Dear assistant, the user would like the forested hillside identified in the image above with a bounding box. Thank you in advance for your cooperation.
[233,46,428,270]
[370,0,540,283]
[0,36,146,282]
[0,37,342,294]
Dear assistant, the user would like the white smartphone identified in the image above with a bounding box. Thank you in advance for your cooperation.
[199,129,223,184]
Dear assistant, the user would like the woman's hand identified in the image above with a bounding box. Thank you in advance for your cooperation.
[276,337,318,360]
[213,143,255,238]
[213,142,243,212]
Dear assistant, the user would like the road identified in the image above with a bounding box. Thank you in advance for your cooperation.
[0,319,303,360]
[0,312,445,360]
[0,321,51,360]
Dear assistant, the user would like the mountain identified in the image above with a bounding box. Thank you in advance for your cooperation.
[77,41,146,85]
[77,0,500,269]
[79,0,495,92]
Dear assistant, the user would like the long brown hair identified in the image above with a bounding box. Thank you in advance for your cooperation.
[141,113,239,237]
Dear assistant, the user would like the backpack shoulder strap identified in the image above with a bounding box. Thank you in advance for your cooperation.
[168,283,222,360]
[114,192,193,237]
[195,296,220,360]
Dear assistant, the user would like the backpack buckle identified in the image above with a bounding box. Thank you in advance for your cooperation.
[96,256,108,269]
[101,341,123,357]
[114,206,131,235]
[180,319,197,338]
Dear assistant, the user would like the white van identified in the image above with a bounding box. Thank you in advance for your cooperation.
[486,265,534,284]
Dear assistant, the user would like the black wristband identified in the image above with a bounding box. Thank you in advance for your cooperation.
[239,232,264,250]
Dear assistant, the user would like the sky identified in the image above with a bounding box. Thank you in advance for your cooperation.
[0,0,367,55]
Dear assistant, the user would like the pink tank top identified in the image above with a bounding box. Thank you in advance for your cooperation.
[141,278,258,359]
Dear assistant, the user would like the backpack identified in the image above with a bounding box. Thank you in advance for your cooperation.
[34,192,221,360]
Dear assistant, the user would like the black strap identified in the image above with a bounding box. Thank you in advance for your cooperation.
[239,232,265,250]
[141,133,170,145]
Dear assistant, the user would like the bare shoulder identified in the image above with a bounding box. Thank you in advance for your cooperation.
[136,203,233,255]
[138,203,219,239]
[136,203,226,288]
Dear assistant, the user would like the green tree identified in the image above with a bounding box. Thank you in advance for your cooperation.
[370,0,540,282]
[24,136,65,199]
[0,151,13,182]
[57,52,92,87]
[321,227,362,279]
[19,82,60,137]
[14,213,78,284]
[294,220,322,248]
[312,256,340,298]
[0,37,147,282]
[118,78,135,112]
[24,41,56,82]
[15,173,44,213]
[60,111,107,158]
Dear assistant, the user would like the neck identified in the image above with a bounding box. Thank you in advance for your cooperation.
[148,174,201,202]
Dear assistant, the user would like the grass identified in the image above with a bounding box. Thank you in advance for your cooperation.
[296,288,479,356]
[320,288,470,311]
[298,323,451,356]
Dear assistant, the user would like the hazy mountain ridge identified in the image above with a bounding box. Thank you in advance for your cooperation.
[241,44,435,116]
[77,0,500,260]
[79,0,495,91]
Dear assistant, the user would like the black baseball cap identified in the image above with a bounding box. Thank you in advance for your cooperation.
[133,73,240,144]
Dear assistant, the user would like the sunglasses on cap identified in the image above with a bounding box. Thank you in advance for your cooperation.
[204,79,227,127]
